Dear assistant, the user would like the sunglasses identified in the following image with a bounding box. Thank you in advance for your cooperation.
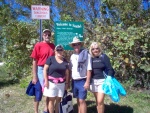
[44,34,51,36]
[56,49,63,51]
[92,48,99,51]
[72,43,81,47]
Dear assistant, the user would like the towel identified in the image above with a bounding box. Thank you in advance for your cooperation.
[26,81,42,101]
[78,49,88,72]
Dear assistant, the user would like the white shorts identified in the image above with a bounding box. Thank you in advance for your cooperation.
[43,82,65,97]
[90,79,105,93]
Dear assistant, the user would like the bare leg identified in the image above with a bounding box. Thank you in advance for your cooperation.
[43,97,49,112]
[93,92,105,113]
[49,97,56,113]
[55,97,62,113]
[77,98,87,113]
[34,98,39,113]
[77,99,80,113]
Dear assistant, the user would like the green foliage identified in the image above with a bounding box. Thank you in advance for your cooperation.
[61,14,74,21]
[84,19,150,87]
[140,64,150,72]
[0,0,149,89]
[16,0,52,7]
[19,75,32,88]
[0,1,55,81]
[0,4,12,25]
[0,65,7,77]
[103,0,142,26]
[86,0,150,87]
[82,0,150,88]
[1,21,38,79]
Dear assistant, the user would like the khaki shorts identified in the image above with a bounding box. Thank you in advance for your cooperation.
[43,82,65,97]
[90,79,105,93]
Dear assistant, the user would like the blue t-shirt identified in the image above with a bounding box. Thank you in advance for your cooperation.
[46,56,69,78]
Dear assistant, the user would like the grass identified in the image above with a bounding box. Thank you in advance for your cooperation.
[0,66,150,113]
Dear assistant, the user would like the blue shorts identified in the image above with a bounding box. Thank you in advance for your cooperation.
[37,66,44,90]
[72,79,87,100]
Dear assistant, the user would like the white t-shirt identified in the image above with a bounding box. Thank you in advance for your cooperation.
[70,53,92,80]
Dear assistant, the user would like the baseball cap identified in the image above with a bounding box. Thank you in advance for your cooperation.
[43,29,51,33]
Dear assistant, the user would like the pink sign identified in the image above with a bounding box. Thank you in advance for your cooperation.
[31,5,50,19]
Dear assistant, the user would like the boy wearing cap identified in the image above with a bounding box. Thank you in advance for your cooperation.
[69,37,92,113]
[30,29,55,113]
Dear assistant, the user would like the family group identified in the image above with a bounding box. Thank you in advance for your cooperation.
[26,29,115,113]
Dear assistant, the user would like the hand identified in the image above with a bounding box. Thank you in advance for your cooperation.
[32,76,38,84]
[44,80,49,88]
[84,82,90,90]
[107,76,112,79]
[65,83,70,90]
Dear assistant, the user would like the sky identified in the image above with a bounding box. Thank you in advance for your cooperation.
[0,0,31,22]
[0,0,150,22]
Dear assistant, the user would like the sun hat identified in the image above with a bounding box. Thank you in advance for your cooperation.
[69,36,84,47]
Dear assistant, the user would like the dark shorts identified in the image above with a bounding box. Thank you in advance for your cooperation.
[72,78,87,100]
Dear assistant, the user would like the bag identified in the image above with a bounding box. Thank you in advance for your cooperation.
[102,76,127,102]
[112,77,126,96]
[59,90,73,113]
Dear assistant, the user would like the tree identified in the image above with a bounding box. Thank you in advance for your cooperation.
[0,1,52,79]
[53,0,150,89]
[1,0,149,89]
[1,21,38,78]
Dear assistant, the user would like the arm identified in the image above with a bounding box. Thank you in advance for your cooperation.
[86,70,92,83]
[43,64,49,88]
[32,58,38,84]
[103,54,115,76]
[84,70,91,90]
[65,69,70,90]
[84,54,92,90]
[31,43,39,84]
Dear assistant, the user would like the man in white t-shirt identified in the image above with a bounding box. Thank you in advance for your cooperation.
[69,37,92,113]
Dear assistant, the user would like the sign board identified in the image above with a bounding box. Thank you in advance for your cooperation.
[54,21,84,50]
[31,5,50,19]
